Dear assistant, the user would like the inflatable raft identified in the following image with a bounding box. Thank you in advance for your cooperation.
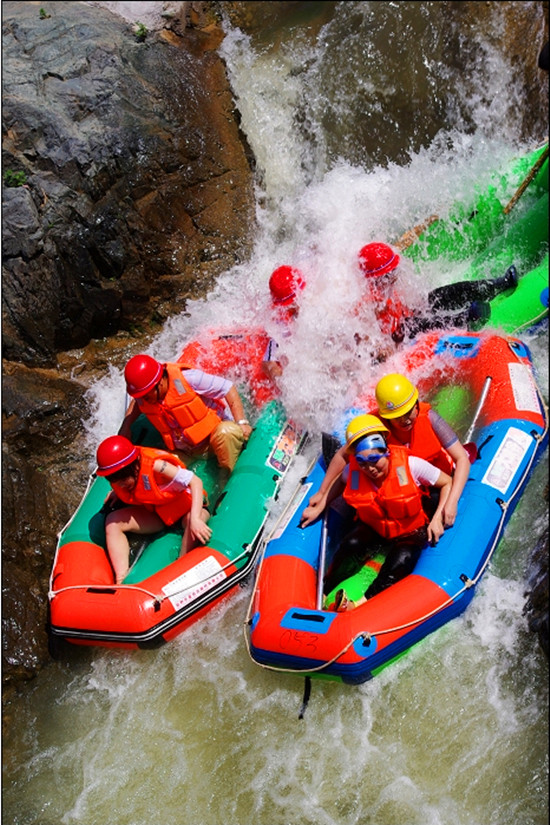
[246,331,548,684]
[403,142,548,333]
[48,330,303,652]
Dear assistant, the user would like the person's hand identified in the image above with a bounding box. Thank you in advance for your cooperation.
[239,422,252,441]
[442,500,457,527]
[100,491,118,513]
[262,361,283,380]
[299,497,325,528]
[372,341,397,363]
[427,514,445,545]
[189,516,212,545]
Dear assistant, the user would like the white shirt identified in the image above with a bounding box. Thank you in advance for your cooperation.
[182,368,234,419]
[160,466,194,492]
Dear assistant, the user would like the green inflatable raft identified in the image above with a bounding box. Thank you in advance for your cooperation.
[48,398,306,651]
[403,143,548,333]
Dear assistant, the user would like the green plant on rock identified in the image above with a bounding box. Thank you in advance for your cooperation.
[134,22,148,42]
[3,169,27,188]
[39,8,51,19]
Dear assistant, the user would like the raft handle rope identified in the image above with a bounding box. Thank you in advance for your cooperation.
[512,307,549,336]
[49,542,255,604]
[242,345,549,677]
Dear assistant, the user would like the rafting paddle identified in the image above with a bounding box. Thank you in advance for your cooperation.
[394,142,548,249]
[503,143,549,214]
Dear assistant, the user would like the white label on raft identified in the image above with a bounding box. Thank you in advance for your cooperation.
[509,362,540,413]
[162,556,226,610]
[481,427,532,494]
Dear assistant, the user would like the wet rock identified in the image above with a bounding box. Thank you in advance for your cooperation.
[2,362,93,687]
[2,0,256,366]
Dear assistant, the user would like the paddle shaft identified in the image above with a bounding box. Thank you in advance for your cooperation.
[504,145,549,214]
[465,376,493,443]
[316,510,329,610]
[394,214,439,251]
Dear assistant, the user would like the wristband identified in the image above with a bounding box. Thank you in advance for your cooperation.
[237,419,250,426]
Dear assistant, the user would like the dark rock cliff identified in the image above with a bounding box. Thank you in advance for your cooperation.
[2,1,256,365]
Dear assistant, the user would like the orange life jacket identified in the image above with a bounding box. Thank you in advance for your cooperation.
[343,444,428,540]
[137,363,222,450]
[111,447,194,526]
[356,287,414,343]
[369,401,454,476]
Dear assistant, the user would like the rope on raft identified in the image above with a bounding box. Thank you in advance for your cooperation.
[49,543,253,604]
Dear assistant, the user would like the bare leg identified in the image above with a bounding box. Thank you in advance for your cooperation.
[105,506,164,584]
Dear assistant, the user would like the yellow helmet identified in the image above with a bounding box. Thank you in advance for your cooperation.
[375,374,419,419]
[345,414,389,449]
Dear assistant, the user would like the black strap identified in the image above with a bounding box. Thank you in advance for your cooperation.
[298,676,312,719]
[322,432,342,469]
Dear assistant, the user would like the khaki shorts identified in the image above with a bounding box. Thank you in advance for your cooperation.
[209,421,245,471]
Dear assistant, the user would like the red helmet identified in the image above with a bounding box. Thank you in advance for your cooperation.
[269,266,306,307]
[96,436,139,476]
[124,354,163,398]
[358,243,400,278]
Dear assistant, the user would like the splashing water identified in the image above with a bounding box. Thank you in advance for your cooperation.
[4,4,548,825]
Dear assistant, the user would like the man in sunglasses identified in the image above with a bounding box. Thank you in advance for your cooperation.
[302,414,452,612]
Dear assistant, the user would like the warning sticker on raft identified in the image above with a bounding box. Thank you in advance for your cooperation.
[481,427,532,495]
[267,421,305,475]
[508,362,540,413]
[162,556,226,610]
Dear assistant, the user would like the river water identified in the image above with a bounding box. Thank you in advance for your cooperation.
[3,3,549,824]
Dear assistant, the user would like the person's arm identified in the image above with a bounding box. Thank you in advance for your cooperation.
[184,368,253,440]
[429,410,470,526]
[442,441,470,526]
[300,446,348,527]
[224,385,252,440]
[153,459,212,544]
[185,474,212,545]
[410,456,452,544]
[426,469,452,544]
[118,398,142,439]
